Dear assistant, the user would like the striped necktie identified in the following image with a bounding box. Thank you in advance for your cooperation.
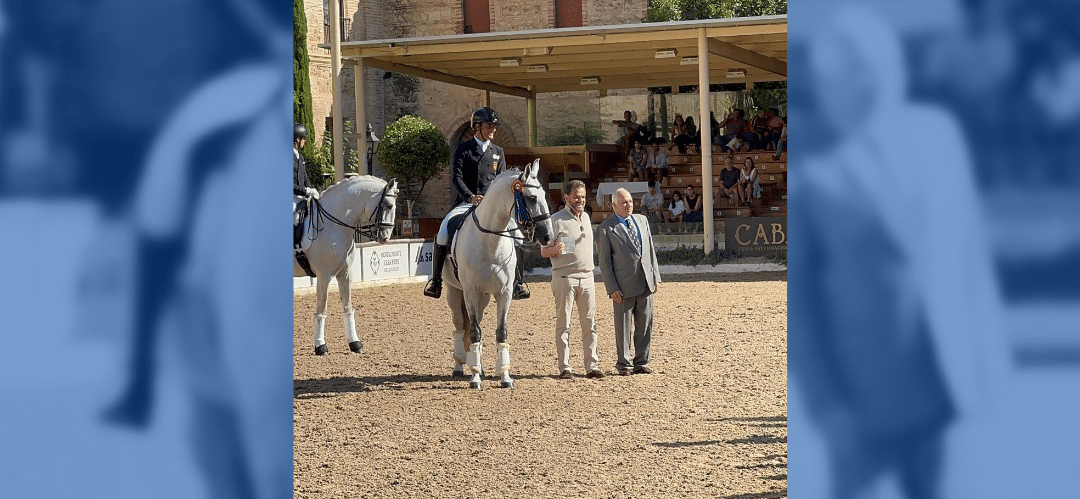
[624,217,641,253]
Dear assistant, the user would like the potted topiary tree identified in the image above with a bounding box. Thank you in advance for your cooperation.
[376,115,451,224]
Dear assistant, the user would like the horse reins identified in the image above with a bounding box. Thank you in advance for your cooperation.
[308,182,395,241]
[469,174,550,243]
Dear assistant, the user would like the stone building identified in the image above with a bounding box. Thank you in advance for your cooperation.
[301,0,649,217]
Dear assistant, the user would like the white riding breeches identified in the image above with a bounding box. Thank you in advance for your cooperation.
[293,195,305,225]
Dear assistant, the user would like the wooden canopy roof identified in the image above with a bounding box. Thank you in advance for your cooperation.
[332,16,787,98]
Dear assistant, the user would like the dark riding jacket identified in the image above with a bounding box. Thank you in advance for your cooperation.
[452,138,506,206]
[294,147,312,195]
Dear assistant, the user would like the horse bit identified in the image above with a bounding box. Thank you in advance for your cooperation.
[471,174,550,242]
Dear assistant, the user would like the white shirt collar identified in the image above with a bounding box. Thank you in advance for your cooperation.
[474,136,490,153]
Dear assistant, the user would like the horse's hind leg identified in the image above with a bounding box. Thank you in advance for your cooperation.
[463,288,485,390]
[494,293,514,389]
[313,275,330,356]
[336,267,363,353]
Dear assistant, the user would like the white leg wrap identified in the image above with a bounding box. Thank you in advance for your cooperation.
[452,330,467,366]
[343,310,359,343]
[467,342,483,374]
[496,343,511,376]
[313,313,327,347]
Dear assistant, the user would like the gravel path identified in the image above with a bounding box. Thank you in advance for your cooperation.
[294,272,787,498]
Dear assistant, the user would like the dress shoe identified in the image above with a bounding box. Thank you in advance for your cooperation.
[512,281,531,300]
[617,368,632,376]
[559,370,573,379]
[632,366,653,375]
[586,370,605,379]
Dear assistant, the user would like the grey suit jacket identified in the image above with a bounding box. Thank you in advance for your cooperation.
[596,213,661,298]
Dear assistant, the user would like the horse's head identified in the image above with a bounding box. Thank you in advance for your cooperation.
[514,159,553,246]
[369,178,398,244]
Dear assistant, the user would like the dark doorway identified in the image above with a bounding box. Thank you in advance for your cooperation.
[555,0,583,28]
[463,0,490,34]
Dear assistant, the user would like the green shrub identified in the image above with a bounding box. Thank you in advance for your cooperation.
[655,246,740,266]
[377,115,452,217]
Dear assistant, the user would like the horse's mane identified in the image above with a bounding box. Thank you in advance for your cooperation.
[320,175,386,197]
[491,168,524,187]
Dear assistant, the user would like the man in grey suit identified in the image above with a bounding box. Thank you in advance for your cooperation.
[596,188,661,375]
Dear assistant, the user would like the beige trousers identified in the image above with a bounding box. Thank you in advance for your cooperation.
[551,275,599,373]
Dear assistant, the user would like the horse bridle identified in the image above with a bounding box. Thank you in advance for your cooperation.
[470,170,550,242]
[311,181,396,241]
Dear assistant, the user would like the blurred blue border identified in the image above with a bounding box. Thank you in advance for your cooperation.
[0,1,293,498]
[791,0,1080,497]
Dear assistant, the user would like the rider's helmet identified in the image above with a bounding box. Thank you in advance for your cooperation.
[470,107,499,130]
[294,123,308,139]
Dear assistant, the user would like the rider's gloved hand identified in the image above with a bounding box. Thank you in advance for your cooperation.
[305,187,320,199]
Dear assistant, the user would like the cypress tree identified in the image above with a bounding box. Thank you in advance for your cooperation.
[293,0,320,184]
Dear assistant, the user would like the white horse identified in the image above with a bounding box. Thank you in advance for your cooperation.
[294,175,399,355]
[444,159,553,389]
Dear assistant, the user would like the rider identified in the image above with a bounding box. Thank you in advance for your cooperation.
[423,106,530,300]
[294,123,320,249]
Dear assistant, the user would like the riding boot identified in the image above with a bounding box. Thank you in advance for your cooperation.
[512,246,530,300]
[423,244,448,298]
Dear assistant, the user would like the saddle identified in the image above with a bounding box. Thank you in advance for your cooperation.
[445,207,472,249]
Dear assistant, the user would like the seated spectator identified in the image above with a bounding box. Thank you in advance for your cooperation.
[683,184,703,224]
[716,109,750,153]
[646,141,669,184]
[640,180,666,224]
[749,108,770,150]
[764,108,785,151]
[632,121,655,148]
[668,114,692,154]
[627,140,647,181]
[684,116,700,154]
[708,111,724,153]
[773,117,787,159]
[611,110,639,157]
[720,156,744,205]
[666,190,685,233]
[739,113,757,152]
[723,134,746,158]
[739,156,761,206]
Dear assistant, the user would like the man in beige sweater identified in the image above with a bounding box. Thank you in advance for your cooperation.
[540,180,604,379]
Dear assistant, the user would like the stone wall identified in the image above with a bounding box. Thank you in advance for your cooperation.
[587,0,646,26]
[303,0,651,216]
[491,1,550,31]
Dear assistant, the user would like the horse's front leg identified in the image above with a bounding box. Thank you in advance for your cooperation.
[336,266,363,354]
[445,286,468,378]
[462,287,485,390]
[494,290,514,389]
[313,275,330,356]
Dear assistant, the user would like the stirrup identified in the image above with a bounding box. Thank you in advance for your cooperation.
[423,278,442,299]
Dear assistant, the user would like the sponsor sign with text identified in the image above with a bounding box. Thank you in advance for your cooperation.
[409,241,434,277]
[724,217,787,256]
[359,243,410,280]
